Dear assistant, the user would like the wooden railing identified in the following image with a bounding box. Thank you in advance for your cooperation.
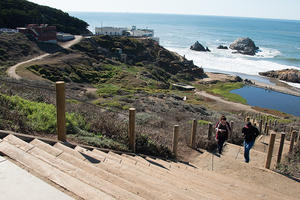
[55,81,300,167]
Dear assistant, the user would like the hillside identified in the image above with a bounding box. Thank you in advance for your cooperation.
[27,35,205,86]
[0,32,64,75]
[0,0,89,34]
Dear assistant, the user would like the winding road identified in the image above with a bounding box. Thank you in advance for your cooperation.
[6,35,83,80]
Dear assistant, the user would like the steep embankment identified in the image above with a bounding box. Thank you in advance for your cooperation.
[0,0,89,34]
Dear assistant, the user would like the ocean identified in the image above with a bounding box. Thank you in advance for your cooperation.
[70,12,300,87]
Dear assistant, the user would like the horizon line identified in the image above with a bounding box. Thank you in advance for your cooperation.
[67,11,300,22]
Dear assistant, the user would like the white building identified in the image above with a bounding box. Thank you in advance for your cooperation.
[0,28,18,34]
[130,29,154,37]
[95,27,128,36]
[94,26,159,43]
[56,32,75,41]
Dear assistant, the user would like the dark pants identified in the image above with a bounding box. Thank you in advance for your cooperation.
[244,140,255,163]
[217,138,226,154]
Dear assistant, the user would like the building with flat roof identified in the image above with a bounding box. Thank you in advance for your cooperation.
[95,26,158,42]
[95,27,128,36]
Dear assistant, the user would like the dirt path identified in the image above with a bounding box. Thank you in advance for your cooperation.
[6,35,83,80]
[58,35,83,49]
[6,53,50,80]
[195,90,258,113]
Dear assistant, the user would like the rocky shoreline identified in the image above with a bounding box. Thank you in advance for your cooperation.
[259,69,300,84]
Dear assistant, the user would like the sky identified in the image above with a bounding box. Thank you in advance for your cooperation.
[28,0,300,21]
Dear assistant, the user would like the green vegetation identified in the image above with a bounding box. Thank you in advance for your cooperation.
[1,94,87,133]
[96,84,122,96]
[136,134,174,159]
[206,82,246,104]
[197,119,210,125]
[259,113,293,124]
[68,131,128,151]
[0,0,89,34]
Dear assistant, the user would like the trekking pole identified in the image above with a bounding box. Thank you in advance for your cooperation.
[211,153,214,171]
[235,147,241,160]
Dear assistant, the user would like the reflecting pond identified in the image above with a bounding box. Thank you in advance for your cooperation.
[231,86,300,116]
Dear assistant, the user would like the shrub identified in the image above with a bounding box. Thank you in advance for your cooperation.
[136,134,174,159]
[0,94,88,134]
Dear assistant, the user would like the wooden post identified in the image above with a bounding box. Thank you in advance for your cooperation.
[264,122,268,134]
[290,126,294,133]
[273,120,277,128]
[269,120,272,130]
[289,131,297,153]
[244,113,248,122]
[128,108,136,152]
[265,133,276,169]
[172,125,179,157]
[277,133,285,165]
[266,125,270,135]
[208,123,212,140]
[190,119,197,149]
[297,129,300,144]
[56,81,66,142]
[259,119,263,134]
[230,121,234,138]
[246,117,250,122]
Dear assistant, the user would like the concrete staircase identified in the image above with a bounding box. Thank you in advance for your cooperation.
[0,133,299,200]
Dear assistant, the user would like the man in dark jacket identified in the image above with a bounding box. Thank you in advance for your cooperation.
[242,122,259,163]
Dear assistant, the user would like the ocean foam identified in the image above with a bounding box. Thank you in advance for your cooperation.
[255,47,281,58]
[167,47,299,77]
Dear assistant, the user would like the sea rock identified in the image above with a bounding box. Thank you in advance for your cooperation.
[259,69,300,83]
[190,41,210,52]
[229,37,259,55]
[217,45,228,49]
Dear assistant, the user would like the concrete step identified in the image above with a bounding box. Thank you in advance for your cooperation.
[32,139,157,200]
[0,154,73,200]
[0,137,115,200]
